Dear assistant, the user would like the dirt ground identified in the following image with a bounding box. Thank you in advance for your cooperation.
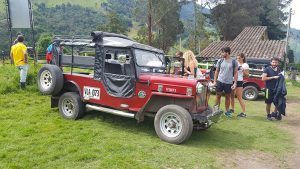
[282,101,300,169]
[218,101,300,169]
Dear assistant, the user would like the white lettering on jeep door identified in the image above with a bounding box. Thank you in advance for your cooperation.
[83,86,100,100]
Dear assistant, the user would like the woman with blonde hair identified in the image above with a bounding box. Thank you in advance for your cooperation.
[183,50,198,77]
[230,53,249,117]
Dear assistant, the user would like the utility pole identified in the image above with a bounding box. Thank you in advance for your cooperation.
[193,0,197,53]
[284,8,292,72]
[147,0,152,46]
[28,0,37,66]
[179,37,182,51]
[5,0,13,64]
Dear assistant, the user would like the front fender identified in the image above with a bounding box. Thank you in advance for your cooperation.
[135,92,194,122]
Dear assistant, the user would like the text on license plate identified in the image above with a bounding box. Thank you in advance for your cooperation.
[83,86,100,100]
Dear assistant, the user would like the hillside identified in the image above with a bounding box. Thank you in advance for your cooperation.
[290,28,300,63]
[0,0,107,14]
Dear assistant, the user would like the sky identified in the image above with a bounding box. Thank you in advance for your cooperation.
[290,0,300,29]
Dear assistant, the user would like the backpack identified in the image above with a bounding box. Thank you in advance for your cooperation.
[217,58,236,77]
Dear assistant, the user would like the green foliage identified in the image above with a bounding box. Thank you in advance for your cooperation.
[212,0,261,40]
[97,11,129,35]
[183,2,212,54]
[211,0,290,40]
[291,80,300,88]
[102,0,137,23]
[259,0,290,40]
[33,3,106,36]
[152,0,184,52]
[289,28,300,63]
[32,0,107,8]
[36,33,53,56]
[287,48,295,63]
[134,26,148,44]
[0,63,39,94]
[134,0,184,52]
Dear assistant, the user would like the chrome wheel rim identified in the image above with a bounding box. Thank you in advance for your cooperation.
[160,112,182,138]
[245,89,255,99]
[62,98,75,117]
[40,70,52,90]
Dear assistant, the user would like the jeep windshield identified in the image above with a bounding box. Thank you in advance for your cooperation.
[135,49,165,68]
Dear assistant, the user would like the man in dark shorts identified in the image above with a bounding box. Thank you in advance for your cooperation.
[212,47,238,117]
[262,57,281,120]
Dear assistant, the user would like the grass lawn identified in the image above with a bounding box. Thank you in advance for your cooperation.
[0,63,297,168]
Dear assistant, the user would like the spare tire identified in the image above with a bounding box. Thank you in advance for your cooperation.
[37,64,63,95]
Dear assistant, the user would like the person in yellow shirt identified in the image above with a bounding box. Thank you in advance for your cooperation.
[10,35,28,89]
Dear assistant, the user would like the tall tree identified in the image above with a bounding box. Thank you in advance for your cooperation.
[98,11,129,35]
[211,0,262,40]
[211,0,291,40]
[135,0,184,52]
[152,0,184,52]
[259,0,291,40]
[184,1,211,54]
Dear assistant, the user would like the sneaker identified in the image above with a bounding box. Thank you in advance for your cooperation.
[275,112,282,121]
[229,109,234,114]
[267,114,272,121]
[271,112,277,118]
[271,112,282,120]
[225,111,232,118]
[237,112,247,118]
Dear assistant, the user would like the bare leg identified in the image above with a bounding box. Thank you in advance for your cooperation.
[225,93,231,112]
[273,105,278,113]
[230,89,235,111]
[266,103,271,115]
[236,87,245,113]
[215,92,222,107]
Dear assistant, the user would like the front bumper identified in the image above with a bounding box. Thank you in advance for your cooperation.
[191,106,223,129]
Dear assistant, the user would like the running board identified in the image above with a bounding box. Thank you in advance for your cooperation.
[86,104,135,118]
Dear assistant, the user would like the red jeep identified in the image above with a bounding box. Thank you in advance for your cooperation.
[37,32,222,144]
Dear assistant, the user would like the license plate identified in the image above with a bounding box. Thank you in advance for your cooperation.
[83,86,100,100]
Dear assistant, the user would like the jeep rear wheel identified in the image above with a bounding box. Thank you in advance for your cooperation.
[243,86,258,101]
[154,105,193,144]
[58,92,85,120]
[37,64,63,95]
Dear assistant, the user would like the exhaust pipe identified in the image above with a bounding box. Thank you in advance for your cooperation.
[86,104,135,118]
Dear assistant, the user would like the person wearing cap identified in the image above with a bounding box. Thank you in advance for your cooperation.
[10,35,29,89]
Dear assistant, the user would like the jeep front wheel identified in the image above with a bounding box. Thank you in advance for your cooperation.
[58,92,85,120]
[154,105,193,144]
[243,86,258,101]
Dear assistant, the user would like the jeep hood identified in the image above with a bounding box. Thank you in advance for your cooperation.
[139,74,205,95]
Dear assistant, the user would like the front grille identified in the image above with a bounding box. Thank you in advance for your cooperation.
[196,86,207,108]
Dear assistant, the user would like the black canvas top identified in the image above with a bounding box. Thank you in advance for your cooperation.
[54,31,164,54]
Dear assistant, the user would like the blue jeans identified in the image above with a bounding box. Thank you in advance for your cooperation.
[17,65,29,83]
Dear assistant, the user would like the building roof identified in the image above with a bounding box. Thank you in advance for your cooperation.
[200,26,286,60]
[234,26,267,41]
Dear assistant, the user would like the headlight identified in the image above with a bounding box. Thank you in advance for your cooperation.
[186,88,193,96]
[196,82,204,94]
[158,84,163,92]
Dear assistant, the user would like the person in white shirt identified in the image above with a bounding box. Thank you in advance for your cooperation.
[230,53,249,117]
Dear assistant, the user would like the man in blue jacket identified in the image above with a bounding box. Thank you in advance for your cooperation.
[262,57,281,120]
